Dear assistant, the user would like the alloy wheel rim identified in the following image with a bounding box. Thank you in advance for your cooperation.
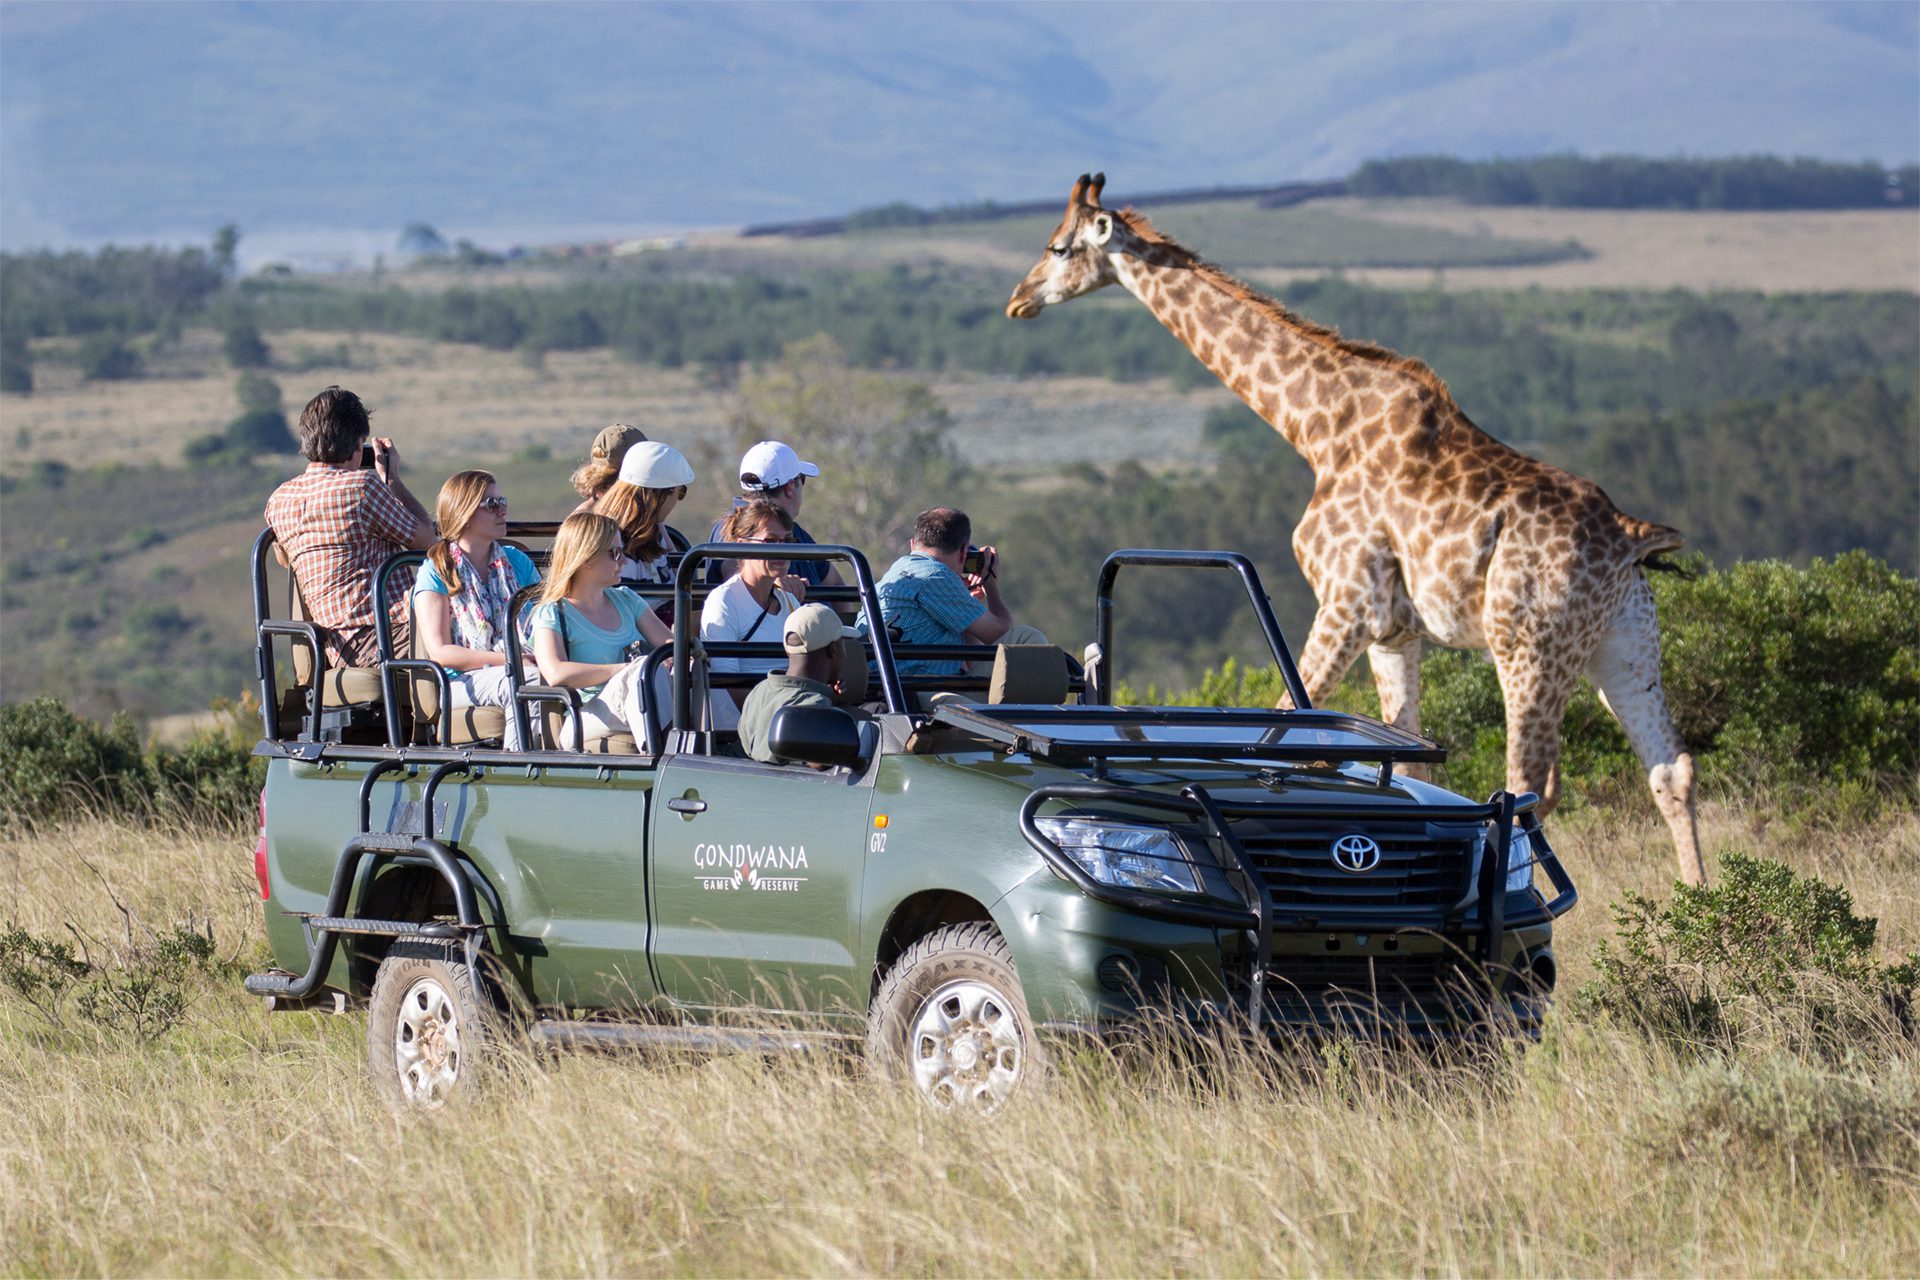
[909,978,1025,1111]
[394,976,463,1107]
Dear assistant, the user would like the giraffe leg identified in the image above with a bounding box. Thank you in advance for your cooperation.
[1278,603,1374,711]
[1494,651,1575,820]
[1368,635,1429,781]
[1586,575,1705,887]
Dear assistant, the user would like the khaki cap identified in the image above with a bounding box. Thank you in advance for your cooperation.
[591,423,647,463]
[782,603,844,655]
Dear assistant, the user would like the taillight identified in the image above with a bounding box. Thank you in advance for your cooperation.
[254,788,271,901]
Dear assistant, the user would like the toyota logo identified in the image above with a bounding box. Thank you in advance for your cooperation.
[1330,834,1382,874]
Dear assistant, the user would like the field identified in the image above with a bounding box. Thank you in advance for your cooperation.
[825,196,1920,293]
[2,800,1916,1275]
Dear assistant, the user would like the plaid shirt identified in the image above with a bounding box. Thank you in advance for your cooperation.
[265,463,418,666]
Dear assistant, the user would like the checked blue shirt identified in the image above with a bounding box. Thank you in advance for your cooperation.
[865,553,985,676]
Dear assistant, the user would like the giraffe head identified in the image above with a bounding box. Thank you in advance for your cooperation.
[1005,172,1129,319]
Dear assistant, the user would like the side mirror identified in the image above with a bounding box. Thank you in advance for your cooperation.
[767,704,866,768]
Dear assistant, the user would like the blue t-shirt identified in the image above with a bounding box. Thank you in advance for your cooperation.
[530,588,654,667]
[411,546,541,672]
[704,509,830,586]
[411,546,540,602]
[868,553,985,676]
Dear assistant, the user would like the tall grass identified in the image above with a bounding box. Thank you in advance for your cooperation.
[2,807,1916,1276]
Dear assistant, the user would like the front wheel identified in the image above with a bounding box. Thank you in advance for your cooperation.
[366,937,497,1109]
[868,922,1040,1111]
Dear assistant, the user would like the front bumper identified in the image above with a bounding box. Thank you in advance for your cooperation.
[1015,782,1576,1035]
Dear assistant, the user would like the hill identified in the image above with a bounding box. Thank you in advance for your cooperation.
[3,3,1915,253]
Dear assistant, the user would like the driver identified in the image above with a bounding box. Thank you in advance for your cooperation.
[737,604,844,765]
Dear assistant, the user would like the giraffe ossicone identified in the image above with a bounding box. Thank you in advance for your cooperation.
[1007,174,1704,886]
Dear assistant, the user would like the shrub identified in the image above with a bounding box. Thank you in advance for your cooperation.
[222,315,271,368]
[0,331,31,392]
[1139,556,1916,815]
[1576,852,1918,1057]
[1,920,220,1042]
[77,333,141,380]
[0,697,151,824]
[1653,552,1918,810]
[1635,1054,1920,1180]
[0,694,262,828]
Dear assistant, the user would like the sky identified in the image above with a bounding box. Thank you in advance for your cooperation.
[2,0,1915,265]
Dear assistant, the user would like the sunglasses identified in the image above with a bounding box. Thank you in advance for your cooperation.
[479,496,509,512]
[604,546,624,562]
[739,534,795,544]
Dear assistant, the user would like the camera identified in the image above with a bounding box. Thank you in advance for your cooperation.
[962,546,985,577]
[359,443,376,469]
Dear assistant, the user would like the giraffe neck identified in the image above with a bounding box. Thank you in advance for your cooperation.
[1111,249,1355,471]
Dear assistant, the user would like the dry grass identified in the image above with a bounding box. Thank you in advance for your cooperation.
[2,801,1917,1276]
[3,330,1220,483]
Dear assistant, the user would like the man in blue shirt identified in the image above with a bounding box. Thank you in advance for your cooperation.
[868,507,1045,676]
[704,441,845,592]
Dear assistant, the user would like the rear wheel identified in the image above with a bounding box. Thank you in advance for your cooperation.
[868,922,1039,1111]
[367,937,496,1109]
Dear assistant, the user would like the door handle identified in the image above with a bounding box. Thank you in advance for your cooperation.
[666,796,707,815]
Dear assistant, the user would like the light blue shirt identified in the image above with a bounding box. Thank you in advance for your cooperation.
[531,588,654,666]
[868,552,985,676]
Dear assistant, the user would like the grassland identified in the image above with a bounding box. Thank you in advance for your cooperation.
[1,799,1915,1276]
[822,195,1918,293]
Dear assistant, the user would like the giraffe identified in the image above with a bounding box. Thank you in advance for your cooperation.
[1007,174,1704,885]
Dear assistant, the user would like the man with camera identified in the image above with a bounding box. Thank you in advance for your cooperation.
[869,507,1046,677]
[264,385,434,667]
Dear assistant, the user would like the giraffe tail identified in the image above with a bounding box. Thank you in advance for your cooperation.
[1614,512,1692,576]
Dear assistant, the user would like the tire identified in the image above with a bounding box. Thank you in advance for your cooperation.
[366,936,497,1110]
[868,922,1040,1112]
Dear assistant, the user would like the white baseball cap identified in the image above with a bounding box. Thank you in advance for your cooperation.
[739,440,820,491]
[617,441,696,489]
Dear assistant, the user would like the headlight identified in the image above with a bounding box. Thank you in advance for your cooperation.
[1501,824,1535,893]
[1035,817,1202,894]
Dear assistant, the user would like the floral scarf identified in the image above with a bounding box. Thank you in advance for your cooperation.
[445,540,531,653]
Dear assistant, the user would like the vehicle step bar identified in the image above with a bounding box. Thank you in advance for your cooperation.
[297,915,469,939]
[244,831,486,1000]
[531,1021,855,1055]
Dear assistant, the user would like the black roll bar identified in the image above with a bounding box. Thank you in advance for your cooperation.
[1093,549,1311,711]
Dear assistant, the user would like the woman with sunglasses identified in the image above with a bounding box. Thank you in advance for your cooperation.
[699,497,809,731]
[593,440,695,587]
[530,512,672,742]
[412,470,541,746]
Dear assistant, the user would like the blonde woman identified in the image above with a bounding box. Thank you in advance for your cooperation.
[569,423,646,514]
[700,497,809,731]
[412,470,540,747]
[593,441,695,586]
[530,513,671,741]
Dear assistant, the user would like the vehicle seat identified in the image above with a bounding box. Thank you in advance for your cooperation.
[271,542,384,725]
[406,613,507,746]
[989,644,1070,705]
[835,634,869,707]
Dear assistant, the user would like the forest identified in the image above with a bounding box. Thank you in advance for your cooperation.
[1349,154,1919,209]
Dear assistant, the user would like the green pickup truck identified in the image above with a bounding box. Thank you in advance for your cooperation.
[245,539,1577,1111]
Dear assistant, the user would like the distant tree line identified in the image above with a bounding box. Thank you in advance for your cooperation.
[1349,154,1920,209]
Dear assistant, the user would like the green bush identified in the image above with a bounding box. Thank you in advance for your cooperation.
[77,333,141,380]
[1,920,221,1042]
[0,695,263,828]
[1576,852,1918,1057]
[1136,556,1916,813]
[0,697,151,824]
[1653,552,1919,808]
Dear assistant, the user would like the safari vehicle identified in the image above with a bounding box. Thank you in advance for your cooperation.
[245,534,1577,1110]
